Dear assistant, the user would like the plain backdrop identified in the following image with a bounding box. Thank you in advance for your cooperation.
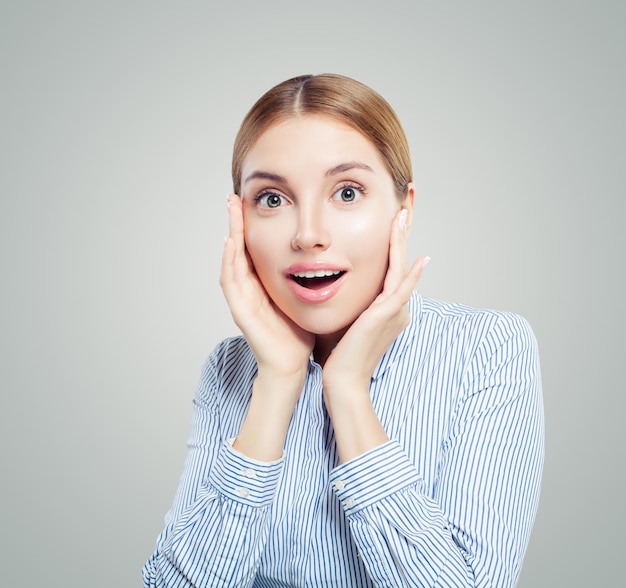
[1,1,623,586]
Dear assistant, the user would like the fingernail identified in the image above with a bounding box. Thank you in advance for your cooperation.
[422,256,431,268]
[398,209,408,231]
[226,194,232,207]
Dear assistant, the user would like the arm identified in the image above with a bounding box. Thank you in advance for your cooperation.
[142,342,286,588]
[328,314,544,587]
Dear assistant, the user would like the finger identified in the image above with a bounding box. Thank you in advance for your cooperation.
[222,195,249,294]
[388,255,430,308]
[227,194,244,248]
[227,194,251,278]
[221,231,264,325]
[220,233,237,294]
[381,208,409,296]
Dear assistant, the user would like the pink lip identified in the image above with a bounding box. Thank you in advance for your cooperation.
[285,262,348,303]
[285,262,346,274]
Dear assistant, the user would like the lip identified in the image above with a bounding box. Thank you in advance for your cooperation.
[285,262,348,303]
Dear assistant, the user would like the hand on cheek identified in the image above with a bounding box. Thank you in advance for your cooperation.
[221,194,314,382]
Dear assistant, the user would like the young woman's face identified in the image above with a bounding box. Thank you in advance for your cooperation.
[240,114,410,338]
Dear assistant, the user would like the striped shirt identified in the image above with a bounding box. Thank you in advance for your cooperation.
[143,293,544,587]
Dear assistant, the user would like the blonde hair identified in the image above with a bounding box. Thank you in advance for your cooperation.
[232,74,412,199]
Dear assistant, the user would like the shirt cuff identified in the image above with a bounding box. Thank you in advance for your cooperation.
[329,440,421,516]
[209,439,284,507]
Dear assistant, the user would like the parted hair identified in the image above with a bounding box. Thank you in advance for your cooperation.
[231,74,412,199]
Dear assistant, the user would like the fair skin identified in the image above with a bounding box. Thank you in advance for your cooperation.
[220,114,429,464]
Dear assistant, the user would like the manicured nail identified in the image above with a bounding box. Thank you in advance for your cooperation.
[422,256,431,268]
[398,209,408,231]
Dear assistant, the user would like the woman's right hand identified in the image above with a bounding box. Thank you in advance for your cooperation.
[220,194,315,382]
[221,194,314,461]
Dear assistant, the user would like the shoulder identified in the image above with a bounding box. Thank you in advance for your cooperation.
[409,295,539,382]
[194,336,257,410]
[417,295,537,350]
[202,335,254,368]
[380,293,537,381]
[413,297,541,417]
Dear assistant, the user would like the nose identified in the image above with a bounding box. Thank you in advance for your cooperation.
[291,205,331,251]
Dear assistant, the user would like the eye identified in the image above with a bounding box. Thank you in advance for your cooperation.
[332,184,364,203]
[255,191,287,209]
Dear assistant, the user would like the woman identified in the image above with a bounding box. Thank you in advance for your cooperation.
[143,74,543,587]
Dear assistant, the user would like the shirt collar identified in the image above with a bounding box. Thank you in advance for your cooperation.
[371,291,423,381]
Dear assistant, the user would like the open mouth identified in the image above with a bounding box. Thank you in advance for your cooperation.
[290,269,346,290]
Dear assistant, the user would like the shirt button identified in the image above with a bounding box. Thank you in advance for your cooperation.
[242,468,256,479]
[238,487,250,498]
[344,498,354,508]
[335,480,345,491]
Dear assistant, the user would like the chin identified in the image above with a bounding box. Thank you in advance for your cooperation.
[296,318,350,337]
[286,305,362,338]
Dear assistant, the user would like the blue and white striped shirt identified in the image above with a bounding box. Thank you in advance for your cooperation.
[143,293,543,587]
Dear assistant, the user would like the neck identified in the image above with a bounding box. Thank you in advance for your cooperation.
[313,330,346,367]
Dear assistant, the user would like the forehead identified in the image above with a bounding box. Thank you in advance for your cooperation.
[242,115,387,174]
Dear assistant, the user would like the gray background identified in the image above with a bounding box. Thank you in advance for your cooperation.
[1,1,623,586]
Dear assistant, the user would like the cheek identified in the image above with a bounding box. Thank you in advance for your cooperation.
[335,210,393,259]
[243,219,285,277]
[243,226,267,270]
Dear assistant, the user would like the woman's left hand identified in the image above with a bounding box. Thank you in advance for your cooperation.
[322,209,429,461]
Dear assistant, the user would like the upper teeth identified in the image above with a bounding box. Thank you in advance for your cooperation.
[292,270,342,278]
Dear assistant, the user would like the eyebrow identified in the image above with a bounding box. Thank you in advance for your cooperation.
[244,171,287,185]
[326,161,374,176]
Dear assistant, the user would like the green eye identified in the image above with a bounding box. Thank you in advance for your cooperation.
[341,188,356,202]
[332,185,363,203]
[266,194,282,208]
[257,192,285,208]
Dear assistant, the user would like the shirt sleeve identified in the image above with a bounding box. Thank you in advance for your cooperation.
[329,313,544,588]
[142,342,283,588]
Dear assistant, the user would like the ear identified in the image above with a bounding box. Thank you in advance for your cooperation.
[402,182,416,234]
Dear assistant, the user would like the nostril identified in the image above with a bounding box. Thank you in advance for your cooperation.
[291,221,331,251]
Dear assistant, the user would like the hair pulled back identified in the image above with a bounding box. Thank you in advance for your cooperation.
[231,74,412,199]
